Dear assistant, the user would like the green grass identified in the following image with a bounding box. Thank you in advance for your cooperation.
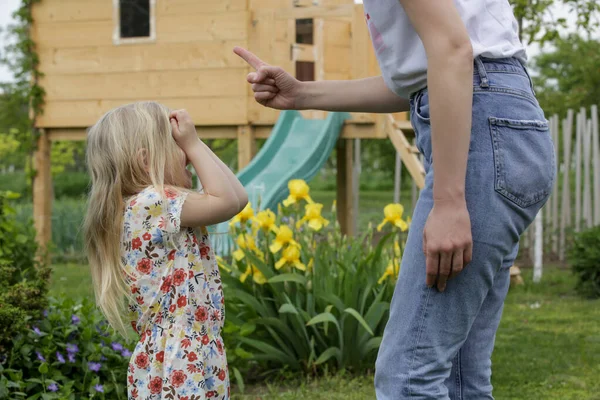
[49,263,600,399]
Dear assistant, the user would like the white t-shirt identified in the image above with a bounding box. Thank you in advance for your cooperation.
[362,0,527,98]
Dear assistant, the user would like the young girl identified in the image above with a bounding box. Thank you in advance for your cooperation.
[83,102,247,399]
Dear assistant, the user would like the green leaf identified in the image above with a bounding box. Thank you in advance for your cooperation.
[314,346,341,365]
[344,307,375,336]
[233,367,245,394]
[229,289,271,317]
[238,337,300,368]
[268,273,307,285]
[306,312,340,331]
[279,303,298,315]
[38,363,49,375]
[239,323,256,336]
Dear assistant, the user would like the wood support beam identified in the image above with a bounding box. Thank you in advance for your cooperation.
[386,116,425,189]
[336,138,354,236]
[33,129,52,255]
[237,125,255,169]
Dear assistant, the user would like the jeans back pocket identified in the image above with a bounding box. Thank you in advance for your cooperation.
[489,117,556,208]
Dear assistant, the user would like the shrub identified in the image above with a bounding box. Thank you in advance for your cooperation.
[220,180,408,381]
[0,295,134,399]
[568,226,600,298]
[0,191,49,354]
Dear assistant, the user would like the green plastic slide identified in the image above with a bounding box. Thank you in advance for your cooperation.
[209,110,350,256]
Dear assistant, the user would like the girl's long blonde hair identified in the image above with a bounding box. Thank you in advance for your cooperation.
[83,101,189,336]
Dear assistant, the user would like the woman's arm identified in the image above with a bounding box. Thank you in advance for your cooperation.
[399,0,474,291]
[233,47,409,114]
[296,76,409,113]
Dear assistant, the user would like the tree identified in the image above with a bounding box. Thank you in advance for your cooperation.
[511,0,600,45]
[532,34,600,117]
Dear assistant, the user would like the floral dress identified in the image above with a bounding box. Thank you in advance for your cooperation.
[121,186,229,400]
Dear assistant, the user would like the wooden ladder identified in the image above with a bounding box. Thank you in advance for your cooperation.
[385,115,425,189]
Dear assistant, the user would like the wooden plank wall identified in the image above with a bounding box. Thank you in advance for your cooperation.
[33,0,250,128]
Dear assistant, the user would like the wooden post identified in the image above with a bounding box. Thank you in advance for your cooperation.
[533,211,543,283]
[336,139,354,236]
[237,125,254,170]
[583,119,592,228]
[33,129,52,256]
[559,110,574,261]
[352,138,361,234]
[592,105,600,226]
[575,110,583,232]
[393,152,402,204]
[551,114,559,254]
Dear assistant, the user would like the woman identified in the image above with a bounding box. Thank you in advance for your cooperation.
[234,0,555,398]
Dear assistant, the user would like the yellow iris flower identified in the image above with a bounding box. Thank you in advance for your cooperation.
[275,244,306,271]
[232,233,263,261]
[240,265,267,285]
[377,204,409,232]
[229,202,254,227]
[252,209,277,232]
[282,179,314,207]
[269,225,299,254]
[296,203,329,231]
[216,256,231,272]
[378,259,400,284]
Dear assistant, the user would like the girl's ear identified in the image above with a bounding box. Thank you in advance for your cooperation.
[137,148,150,172]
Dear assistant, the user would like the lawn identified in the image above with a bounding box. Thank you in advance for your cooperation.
[50,263,600,400]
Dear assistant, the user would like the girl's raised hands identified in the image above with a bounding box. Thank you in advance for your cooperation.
[233,46,301,110]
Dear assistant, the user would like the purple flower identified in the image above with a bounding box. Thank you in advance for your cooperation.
[36,351,45,362]
[32,326,42,335]
[48,383,59,392]
[56,352,65,364]
[66,343,79,354]
[71,314,80,324]
[121,349,132,358]
[68,353,76,363]
[94,384,104,393]
[43,309,49,317]
[100,355,107,361]
[111,342,124,352]
[88,362,101,372]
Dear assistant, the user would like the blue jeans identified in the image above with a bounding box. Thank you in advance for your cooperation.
[374,57,556,399]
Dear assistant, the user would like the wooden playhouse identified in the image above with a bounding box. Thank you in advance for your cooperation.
[30,0,424,248]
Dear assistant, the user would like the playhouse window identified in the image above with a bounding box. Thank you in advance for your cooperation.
[296,19,314,44]
[114,0,155,44]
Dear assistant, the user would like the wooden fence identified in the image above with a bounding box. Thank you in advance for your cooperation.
[521,105,600,280]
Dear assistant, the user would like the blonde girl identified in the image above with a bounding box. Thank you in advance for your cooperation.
[83,101,247,399]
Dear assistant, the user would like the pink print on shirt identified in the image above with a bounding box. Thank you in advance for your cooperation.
[365,13,386,54]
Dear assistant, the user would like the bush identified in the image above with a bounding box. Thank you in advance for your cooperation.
[568,226,600,298]
[53,172,90,199]
[0,191,49,354]
[0,295,134,399]
[0,172,28,197]
[220,180,408,382]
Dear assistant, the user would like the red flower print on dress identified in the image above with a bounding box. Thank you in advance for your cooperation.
[187,364,201,373]
[132,237,142,250]
[170,370,187,388]
[156,351,164,363]
[200,245,210,259]
[201,335,209,345]
[206,391,214,398]
[129,198,137,207]
[187,352,198,362]
[142,232,151,241]
[128,375,134,384]
[132,388,139,398]
[218,369,226,381]
[165,187,177,199]
[168,249,176,261]
[136,258,152,274]
[188,270,194,279]
[173,268,186,286]
[136,296,144,305]
[216,339,223,355]
[169,304,176,313]
[195,307,208,322]
[135,353,149,369]
[212,310,221,322]
[160,276,172,293]
[148,376,162,394]
[181,338,191,349]
[177,295,187,308]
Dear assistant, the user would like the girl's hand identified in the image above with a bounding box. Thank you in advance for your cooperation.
[233,46,301,110]
[169,109,199,153]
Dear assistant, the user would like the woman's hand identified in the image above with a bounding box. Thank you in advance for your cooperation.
[169,109,199,153]
[233,46,301,110]
[423,199,473,292]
